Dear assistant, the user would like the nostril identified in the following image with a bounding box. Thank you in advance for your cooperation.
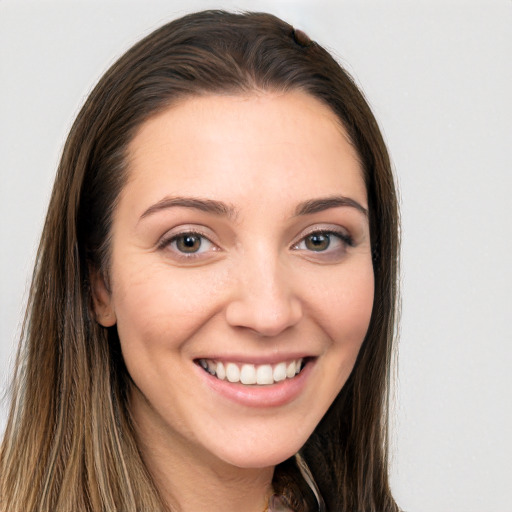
[225,295,303,337]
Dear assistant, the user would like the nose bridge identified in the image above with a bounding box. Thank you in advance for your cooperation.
[225,243,302,336]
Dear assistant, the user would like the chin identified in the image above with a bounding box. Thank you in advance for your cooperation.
[212,437,308,469]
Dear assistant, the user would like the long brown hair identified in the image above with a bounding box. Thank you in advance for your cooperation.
[0,10,400,512]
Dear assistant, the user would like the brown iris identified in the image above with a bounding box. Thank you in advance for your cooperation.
[176,234,202,253]
[304,233,330,251]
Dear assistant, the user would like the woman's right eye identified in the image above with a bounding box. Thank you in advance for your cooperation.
[173,233,206,253]
[159,231,216,259]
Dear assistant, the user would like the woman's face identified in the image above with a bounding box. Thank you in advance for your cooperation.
[94,91,374,469]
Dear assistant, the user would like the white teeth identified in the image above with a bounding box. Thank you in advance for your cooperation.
[226,363,240,383]
[256,365,274,385]
[198,358,306,385]
[216,361,226,380]
[240,364,257,385]
[286,361,297,378]
[273,362,287,382]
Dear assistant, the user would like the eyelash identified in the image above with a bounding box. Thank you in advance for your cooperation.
[291,229,354,253]
[157,228,354,260]
[158,230,217,260]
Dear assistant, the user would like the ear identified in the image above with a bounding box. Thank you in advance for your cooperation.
[90,268,117,327]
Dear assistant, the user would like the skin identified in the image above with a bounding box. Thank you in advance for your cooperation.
[93,91,374,512]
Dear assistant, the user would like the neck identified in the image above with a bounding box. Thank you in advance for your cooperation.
[152,453,273,512]
[131,398,274,512]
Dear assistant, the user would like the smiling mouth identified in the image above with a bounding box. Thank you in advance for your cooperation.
[196,358,309,386]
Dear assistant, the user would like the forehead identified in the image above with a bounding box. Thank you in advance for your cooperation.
[122,91,367,214]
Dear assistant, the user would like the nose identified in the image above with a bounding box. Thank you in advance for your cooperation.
[225,255,303,337]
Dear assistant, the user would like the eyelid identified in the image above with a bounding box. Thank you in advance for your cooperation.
[157,225,221,258]
[291,224,354,249]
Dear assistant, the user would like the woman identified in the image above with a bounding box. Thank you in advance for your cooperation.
[0,10,399,512]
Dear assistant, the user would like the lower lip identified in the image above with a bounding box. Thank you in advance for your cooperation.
[197,360,315,408]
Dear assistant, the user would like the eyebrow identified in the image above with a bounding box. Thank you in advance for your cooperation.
[295,195,368,217]
[139,196,237,221]
[139,194,368,222]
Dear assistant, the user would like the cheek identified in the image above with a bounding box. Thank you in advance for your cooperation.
[111,261,230,351]
[309,259,374,349]
[320,261,374,400]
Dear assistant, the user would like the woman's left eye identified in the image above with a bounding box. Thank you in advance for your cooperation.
[293,230,353,255]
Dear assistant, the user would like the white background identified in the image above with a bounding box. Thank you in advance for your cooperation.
[1,1,511,511]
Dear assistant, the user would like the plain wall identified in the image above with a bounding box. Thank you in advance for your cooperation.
[1,1,511,511]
